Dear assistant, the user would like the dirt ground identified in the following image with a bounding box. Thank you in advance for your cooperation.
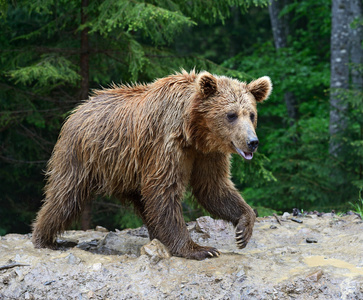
[1,213,363,299]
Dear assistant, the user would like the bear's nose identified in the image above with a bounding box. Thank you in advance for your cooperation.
[247,138,259,152]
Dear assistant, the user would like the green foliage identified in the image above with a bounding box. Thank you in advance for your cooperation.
[182,189,211,222]
[349,189,363,218]
[91,198,144,230]
[173,5,271,64]
[88,0,195,43]
[180,0,269,24]
[0,0,7,20]
[253,206,281,217]
[340,88,363,191]
[8,55,80,87]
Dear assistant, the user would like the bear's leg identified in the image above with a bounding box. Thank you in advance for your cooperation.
[124,191,156,240]
[141,180,220,260]
[190,152,256,249]
[32,182,91,249]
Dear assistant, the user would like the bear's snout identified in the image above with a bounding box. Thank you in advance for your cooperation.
[247,138,259,152]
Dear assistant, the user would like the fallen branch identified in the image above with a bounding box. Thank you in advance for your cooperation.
[273,213,282,225]
[0,262,30,271]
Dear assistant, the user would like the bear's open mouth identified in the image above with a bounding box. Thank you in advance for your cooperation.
[231,143,253,160]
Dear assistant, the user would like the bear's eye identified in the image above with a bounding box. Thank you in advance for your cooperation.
[227,112,238,122]
[250,113,255,123]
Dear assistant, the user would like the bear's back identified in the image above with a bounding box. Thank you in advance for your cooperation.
[52,73,197,195]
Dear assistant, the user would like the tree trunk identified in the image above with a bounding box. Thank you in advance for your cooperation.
[268,0,288,49]
[268,0,298,125]
[349,0,363,182]
[329,0,350,156]
[349,0,363,90]
[80,0,92,230]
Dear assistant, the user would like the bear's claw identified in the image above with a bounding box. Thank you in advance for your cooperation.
[236,234,248,249]
[235,213,255,249]
[184,245,220,260]
[207,249,220,257]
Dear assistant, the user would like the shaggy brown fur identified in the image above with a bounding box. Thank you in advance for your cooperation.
[32,70,272,260]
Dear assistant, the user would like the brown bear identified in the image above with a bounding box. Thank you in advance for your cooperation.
[32,70,272,260]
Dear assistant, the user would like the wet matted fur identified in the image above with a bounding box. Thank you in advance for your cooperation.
[32,70,272,260]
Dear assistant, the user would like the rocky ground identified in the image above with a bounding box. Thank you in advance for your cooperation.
[1,213,363,299]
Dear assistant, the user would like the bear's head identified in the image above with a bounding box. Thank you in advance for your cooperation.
[187,71,272,159]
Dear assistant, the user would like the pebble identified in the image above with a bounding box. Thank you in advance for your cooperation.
[92,263,102,271]
[306,238,318,243]
[321,213,334,218]
[270,225,278,229]
[24,291,34,300]
[15,269,24,281]
[236,269,246,278]
[291,218,303,224]
[56,238,78,247]
[66,253,81,265]
[306,270,323,282]
[95,226,109,232]
[305,215,318,219]
[87,290,96,298]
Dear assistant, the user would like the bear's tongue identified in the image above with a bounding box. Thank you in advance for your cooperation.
[242,151,253,160]
[233,145,253,160]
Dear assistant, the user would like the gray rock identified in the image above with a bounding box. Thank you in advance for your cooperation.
[98,231,149,256]
[195,216,229,236]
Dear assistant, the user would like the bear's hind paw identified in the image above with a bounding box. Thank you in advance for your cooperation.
[183,245,220,260]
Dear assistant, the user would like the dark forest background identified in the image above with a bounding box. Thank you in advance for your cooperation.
[0,0,362,235]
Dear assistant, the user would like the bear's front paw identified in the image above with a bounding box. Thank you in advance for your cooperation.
[235,213,255,249]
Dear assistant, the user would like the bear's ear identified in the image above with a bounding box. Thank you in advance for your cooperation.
[247,76,272,103]
[196,71,218,98]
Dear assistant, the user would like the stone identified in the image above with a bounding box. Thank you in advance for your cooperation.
[306,270,323,282]
[305,214,318,219]
[140,239,171,264]
[321,213,334,218]
[282,212,290,219]
[92,263,102,271]
[66,253,81,265]
[195,216,228,235]
[98,231,148,256]
[56,238,78,247]
[95,226,109,232]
